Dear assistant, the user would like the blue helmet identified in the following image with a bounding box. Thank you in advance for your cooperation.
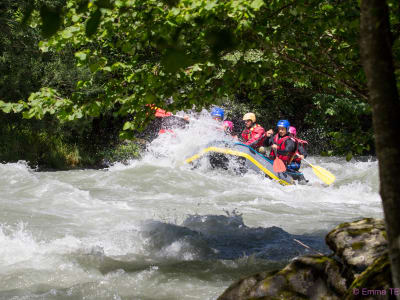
[277,119,290,130]
[211,107,224,119]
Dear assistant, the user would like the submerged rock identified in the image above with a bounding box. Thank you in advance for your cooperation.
[218,218,393,300]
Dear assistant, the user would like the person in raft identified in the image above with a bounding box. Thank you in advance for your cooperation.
[210,107,234,135]
[267,120,298,168]
[241,113,273,151]
[286,126,308,172]
[147,104,189,136]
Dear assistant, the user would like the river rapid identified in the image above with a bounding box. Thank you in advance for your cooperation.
[0,114,382,300]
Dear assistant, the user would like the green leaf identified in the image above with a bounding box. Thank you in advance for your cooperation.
[90,62,100,72]
[22,109,36,119]
[1,103,12,113]
[85,9,102,37]
[75,52,87,61]
[250,0,265,11]
[75,110,83,118]
[123,121,133,130]
[62,30,73,39]
[321,4,334,11]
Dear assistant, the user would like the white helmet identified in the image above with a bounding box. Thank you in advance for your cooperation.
[242,112,256,122]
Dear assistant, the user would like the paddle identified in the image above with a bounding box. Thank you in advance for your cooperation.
[301,157,336,185]
[273,148,286,173]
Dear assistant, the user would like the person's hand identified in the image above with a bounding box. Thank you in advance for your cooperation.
[183,115,190,121]
[271,144,278,150]
[298,154,304,160]
[266,129,273,137]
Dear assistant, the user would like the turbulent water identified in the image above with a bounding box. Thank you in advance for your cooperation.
[0,114,382,300]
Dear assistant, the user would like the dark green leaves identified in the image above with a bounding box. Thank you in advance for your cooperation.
[77,0,90,13]
[161,48,192,73]
[85,9,102,37]
[95,0,114,9]
[22,4,34,25]
[207,29,236,58]
[161,0,180,7]
[40,5,63,38]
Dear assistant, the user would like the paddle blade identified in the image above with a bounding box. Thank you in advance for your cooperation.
[311,165,336,185]
[273,158,286,173]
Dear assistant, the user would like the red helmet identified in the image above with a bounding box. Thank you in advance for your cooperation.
[289,126,297,136]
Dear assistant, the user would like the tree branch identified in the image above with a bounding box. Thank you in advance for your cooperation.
[277,51,369,100]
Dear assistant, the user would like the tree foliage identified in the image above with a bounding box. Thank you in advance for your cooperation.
[1,0,399,156]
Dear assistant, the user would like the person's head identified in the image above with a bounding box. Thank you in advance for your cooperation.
[243,113,256,128]
[211,107,224,121]
[223,120,234,133]
[289,126,297,137]
[276,119,290,137]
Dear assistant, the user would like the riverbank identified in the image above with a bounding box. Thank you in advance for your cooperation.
[0,123,144,170]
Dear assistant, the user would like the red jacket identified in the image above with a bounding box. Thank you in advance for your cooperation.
[241,124,266,148]
[269,134,296,164]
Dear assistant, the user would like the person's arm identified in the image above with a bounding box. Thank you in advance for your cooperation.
[245,127,265,146]
[298,144,307,157]
[264,135,274,147]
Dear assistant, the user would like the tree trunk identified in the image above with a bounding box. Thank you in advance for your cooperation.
[360,0,400,293]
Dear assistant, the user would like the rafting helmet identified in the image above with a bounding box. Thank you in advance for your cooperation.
[211,107,224,119]
[223,120,234,132]
[277,119,290,130]
[289,126,297,136]
[243,112,256,122]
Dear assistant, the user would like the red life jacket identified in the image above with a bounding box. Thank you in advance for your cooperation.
[290,137,308,163]
[241,124,265,148]
[269,134,295,163]
[154,108,172,117]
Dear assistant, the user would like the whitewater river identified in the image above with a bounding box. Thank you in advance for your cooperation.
[0,116,383,300]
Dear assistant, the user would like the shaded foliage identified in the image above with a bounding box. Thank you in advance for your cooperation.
[2,0,399,166]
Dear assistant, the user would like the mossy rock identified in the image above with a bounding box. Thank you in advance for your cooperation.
[344,253,393,300]
[217,271,273,300]
[218,255,347,300]
[326,218,387,274]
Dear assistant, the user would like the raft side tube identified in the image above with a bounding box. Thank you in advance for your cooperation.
[185,143,294,185]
